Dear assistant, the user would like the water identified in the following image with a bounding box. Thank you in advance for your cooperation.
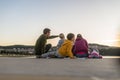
[103,56,120,58]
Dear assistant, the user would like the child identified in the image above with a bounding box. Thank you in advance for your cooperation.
[88,48,102,59]
[58,33,75,59]
[41,33,75,59]
[57,33,65,49]
[73,34,89,58]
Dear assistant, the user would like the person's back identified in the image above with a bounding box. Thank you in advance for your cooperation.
[58,33,75,59]
[88,48,102,58]
[58,40,72,57]
[35,34,47,56]
[73,34,88,58]
[74,38,88,53]
[57,33,65,49]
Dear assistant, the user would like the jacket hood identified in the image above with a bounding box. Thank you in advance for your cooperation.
[62,40,72,46]
[76,38,82,41]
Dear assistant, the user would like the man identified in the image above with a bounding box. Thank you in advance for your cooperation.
[35,28,58,58]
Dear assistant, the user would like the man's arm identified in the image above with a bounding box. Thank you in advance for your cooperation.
[48,35,59,39]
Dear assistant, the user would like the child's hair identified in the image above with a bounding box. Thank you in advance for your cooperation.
[67,33,75,40]
[77,34,82,38]
[59,33,65,39]
[43,28,51,34]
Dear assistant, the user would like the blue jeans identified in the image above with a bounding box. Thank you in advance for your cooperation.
[41,51,62,58]
[76,53,88,58]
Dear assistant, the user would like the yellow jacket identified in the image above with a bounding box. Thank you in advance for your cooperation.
[58,40,74,58]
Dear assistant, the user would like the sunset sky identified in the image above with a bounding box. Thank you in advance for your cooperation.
[0,0,120,46]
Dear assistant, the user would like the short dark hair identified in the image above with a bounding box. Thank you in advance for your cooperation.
[43,28,51,34]
[67,33,75,40]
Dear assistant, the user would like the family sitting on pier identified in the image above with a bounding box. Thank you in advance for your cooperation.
[35,28,102,59]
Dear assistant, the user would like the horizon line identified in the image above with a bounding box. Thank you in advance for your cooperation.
[0,43,120,48]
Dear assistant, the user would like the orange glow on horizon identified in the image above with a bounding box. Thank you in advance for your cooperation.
[117,34,120,47]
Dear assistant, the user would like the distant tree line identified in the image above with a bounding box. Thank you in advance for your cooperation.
[0,49,34,56]
[0,44,120,56]
[0,45,34,56]
[99,47,120,56]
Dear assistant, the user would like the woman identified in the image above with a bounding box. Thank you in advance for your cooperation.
[73,34,88,58]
